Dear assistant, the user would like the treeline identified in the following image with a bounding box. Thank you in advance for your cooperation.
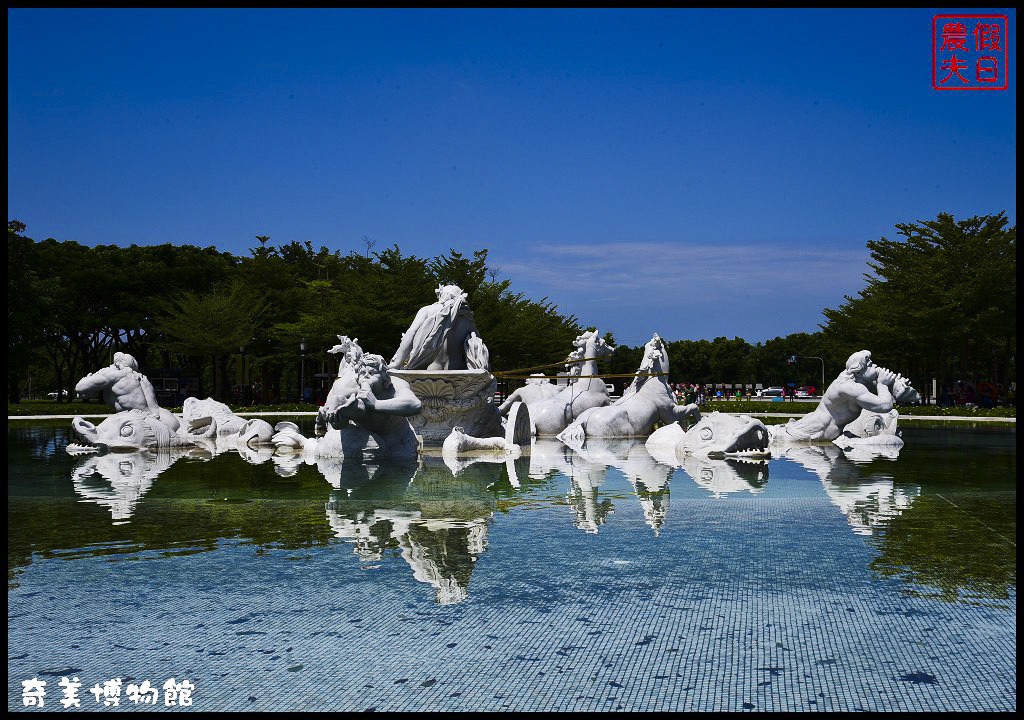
[603,333,836,392]
[7,224,582,403]
[8,211,1015,404]
[606,212,1016,395]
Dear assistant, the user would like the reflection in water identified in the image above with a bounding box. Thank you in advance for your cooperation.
[327,505,488,606]
[644,431,769,500]
[323,459,495,605]
[9,422,1016,608]
[72,449,187,523]
[774,442,918,536]
[678,456,768,499]
[70,434,277,523]
[531,438,613,533]
[557,437,675,535]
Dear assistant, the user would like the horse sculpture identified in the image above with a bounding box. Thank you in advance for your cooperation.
[530,330,615,436]
[558,333,695,441]
[497,349,585,418]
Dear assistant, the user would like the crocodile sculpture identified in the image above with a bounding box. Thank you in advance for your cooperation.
[646,410,771,460]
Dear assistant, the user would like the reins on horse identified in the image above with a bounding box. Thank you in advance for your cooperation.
[492,356,666,380]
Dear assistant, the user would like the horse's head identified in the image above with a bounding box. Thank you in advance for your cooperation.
[639,333,668,374]
[577,329,614,359]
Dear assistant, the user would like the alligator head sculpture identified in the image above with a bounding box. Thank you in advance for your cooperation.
[646,411,771,460]
[680,413,771,458]
[69,409,215,453]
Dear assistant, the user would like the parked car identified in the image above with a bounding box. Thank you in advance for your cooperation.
[756,387,785,397]
[795,386,816,398]
[46,390,84,400]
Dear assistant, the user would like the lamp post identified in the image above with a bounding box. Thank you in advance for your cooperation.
[300,338,308,403]
[790,355,826,394]
[805,356,825,394]
[239,345,247,404]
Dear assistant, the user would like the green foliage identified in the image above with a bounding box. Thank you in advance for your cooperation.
[699,399,1016,418]
[7,227,585,404]
[9,211,1013,406]
[7,221,58,402]
[154,281,268,358]
[821,212,1015,388]
[869,492,1016,603]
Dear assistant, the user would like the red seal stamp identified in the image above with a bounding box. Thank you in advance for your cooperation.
[933,15,1009,90]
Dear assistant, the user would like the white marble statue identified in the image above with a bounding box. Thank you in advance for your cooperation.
[180,396,269,438]
[67,403,275,456]
[530,330,615,436]
[68,409,218,453]
[74,352,180,432]
[770,350,920,444]
[277,345,422,460]
[558,332,695,440]
[646,410,770,459]
[497,373,561,416]
[441,426,522,477]
[389,284,490,371]
[316,335,364,437]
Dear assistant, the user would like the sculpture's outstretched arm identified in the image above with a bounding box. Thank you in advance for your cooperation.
[498,388,523,415]
[75,366,119,394]
[362,379,422,417]
[672,403,701,424]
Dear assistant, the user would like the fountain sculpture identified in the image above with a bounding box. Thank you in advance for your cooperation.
[558,332,694,440]
[387,285,504,443]
[530,330,615,436]
[770,350,920,447]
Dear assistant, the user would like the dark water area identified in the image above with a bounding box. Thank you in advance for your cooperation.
[7,419,1016,711]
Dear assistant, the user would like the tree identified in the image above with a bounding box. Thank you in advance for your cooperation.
[821,212,1016,391]
[153,281,268,401]
[7,221,58,402]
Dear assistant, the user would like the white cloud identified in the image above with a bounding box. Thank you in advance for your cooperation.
[490,240,872,344]
[495,240,869,297]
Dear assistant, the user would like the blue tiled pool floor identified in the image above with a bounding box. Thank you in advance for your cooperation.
[9,491,1016,711]
[8,426,1017,711]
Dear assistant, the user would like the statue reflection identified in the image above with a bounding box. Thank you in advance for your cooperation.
[644,431,768,500]
[73,450,173,524]
[556,437,676,535]
[318,456,499,605]
[774,442,918,536]
[678,456,769,499]
[71,448,188,524]
[70,432,278,523]
[531,437,614,533]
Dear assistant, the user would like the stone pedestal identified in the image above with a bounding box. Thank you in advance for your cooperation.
[389,369,503,445]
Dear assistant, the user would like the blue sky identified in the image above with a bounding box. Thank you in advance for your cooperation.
[8,8,1016,347]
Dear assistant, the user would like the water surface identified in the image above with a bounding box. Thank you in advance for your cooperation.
[8,421,1016,711]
